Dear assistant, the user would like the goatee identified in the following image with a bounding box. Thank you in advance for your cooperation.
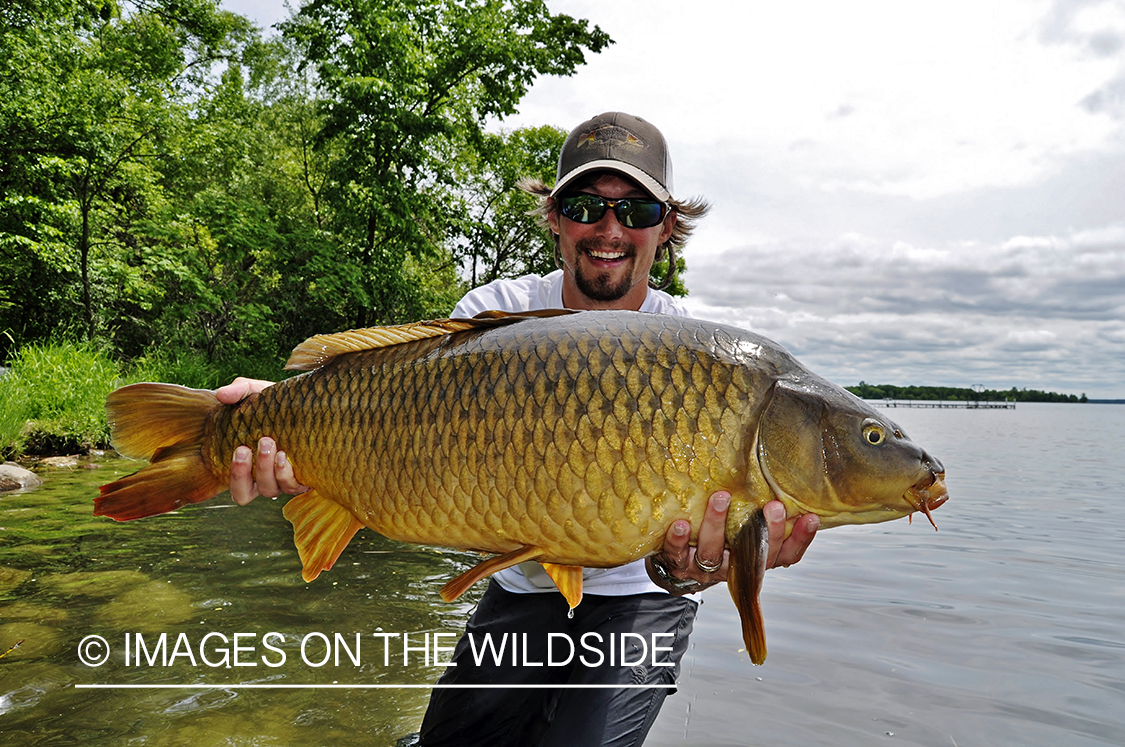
[572,238,637,302]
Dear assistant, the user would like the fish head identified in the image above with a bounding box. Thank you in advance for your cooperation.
[756,379,948,528]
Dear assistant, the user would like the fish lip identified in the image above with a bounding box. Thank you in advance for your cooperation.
[906,470,948,529]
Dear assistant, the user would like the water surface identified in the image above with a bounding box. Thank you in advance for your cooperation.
[1,403,1122,746]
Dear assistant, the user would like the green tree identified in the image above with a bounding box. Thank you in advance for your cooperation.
[0,0,256,354]
[280,0,611,326]
[454,124,565,288]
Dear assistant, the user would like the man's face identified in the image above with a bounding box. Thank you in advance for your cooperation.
[548,173,675,311]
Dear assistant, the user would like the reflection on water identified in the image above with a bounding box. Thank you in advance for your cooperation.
[2,403,1124,746]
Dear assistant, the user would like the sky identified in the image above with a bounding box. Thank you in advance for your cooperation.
[222,0,1125,398]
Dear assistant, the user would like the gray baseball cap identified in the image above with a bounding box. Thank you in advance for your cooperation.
[551,112,674,202]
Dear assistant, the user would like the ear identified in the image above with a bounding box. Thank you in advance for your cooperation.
[547,201,561,236]
[658,208,677,244]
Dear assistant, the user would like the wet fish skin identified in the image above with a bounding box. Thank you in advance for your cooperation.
[97,310,948,664]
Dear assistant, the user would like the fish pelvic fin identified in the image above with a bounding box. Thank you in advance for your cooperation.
[95,384,225,520]
[284,310,578,372]
[540,562,584,610]
[728,510,770,665]
[282,490,365,583]
[439,545,544,602]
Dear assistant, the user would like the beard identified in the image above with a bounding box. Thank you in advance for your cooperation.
[571,237,640,302]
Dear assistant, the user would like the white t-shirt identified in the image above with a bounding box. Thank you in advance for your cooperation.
[451,270,693,597]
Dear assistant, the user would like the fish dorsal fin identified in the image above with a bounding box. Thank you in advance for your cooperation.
[284,310,578,372]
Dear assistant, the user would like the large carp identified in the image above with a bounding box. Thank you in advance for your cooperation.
[97,310,947,664]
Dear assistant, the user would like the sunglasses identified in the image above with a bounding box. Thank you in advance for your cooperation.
[557,193,669,229]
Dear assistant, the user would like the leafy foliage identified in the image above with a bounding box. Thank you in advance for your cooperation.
[1,0,614,455]
[847,382,1087,403]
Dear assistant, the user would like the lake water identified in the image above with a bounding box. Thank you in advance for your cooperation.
[1,402,1122,746]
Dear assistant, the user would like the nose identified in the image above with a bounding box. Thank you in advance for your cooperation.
[594,206,627,236]
[922,451,944,476]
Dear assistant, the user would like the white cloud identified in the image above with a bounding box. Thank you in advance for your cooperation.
[223,0,1125,396]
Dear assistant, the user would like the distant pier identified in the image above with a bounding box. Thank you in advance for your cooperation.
[873,400,1015,409]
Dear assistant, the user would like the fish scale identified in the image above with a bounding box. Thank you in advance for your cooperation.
[97,309,948,664]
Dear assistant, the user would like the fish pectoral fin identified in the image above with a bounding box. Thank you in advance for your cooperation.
[728,510,770,665]
[282,490,365,583]
[440,545,544,602]
[540,563,584,610]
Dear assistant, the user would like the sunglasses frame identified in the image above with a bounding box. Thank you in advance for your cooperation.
[556,192,669,229]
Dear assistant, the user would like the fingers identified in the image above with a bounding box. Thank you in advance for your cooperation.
[230,445,258,505]
[648,491,732,595]
[215,377,274,405]
[273,450,307,495]
[253,437,280,498]
[692,491,729,575]
[228,437,310,506]
[764,500,819,569]
[661,519,692,570]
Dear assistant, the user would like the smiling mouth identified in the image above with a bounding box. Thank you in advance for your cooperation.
[585,247,628,261]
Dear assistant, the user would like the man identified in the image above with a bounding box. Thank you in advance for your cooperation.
[218,112,818,745]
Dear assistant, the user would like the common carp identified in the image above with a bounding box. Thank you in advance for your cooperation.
[96,310,947,664]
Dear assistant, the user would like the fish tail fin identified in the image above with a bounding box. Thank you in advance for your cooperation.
[282,490,365,582]
[95,384,225,520]
[728,510,770,665]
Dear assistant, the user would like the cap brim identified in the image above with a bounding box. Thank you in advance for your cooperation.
[551,161,672,203]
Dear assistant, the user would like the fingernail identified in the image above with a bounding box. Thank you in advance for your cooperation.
[276,451,288,467]
[259,438,274,455]
[711,492,730,511]
[766,502,785,523]
[807,515,820,532]
[234,446,250,464]
[673,521,690,536]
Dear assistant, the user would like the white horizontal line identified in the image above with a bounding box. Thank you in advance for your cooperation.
[74,683,674,690]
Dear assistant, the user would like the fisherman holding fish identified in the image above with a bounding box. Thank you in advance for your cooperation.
[215,112,820,746]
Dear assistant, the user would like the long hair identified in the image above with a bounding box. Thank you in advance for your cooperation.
[517,176,711,290]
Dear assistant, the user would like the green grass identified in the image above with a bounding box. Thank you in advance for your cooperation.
[0,341,121,457]
[0,340,286,459]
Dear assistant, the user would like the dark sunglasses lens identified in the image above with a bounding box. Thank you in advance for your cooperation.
[560,194,666,228]
[559,194,607,224]
[617,200,664,228]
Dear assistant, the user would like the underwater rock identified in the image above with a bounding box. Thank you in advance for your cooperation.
[94,580,195,629]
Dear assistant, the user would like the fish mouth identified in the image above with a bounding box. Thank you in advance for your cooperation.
[905,470,948,530]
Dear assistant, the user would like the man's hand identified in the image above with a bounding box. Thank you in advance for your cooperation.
[215,377,308,505]
[646,493,819,595]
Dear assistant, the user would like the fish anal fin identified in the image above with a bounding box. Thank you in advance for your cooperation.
[728,510,770,665]
[440,545,544,602]
[282,490,365,583]
[540,562,584,610]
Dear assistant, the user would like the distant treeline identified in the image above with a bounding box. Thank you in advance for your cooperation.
[846,382,1088,403]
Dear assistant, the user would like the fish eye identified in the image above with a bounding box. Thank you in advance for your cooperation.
[861,420,886,446]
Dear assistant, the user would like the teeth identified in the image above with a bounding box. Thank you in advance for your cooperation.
[588,249,626,260]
